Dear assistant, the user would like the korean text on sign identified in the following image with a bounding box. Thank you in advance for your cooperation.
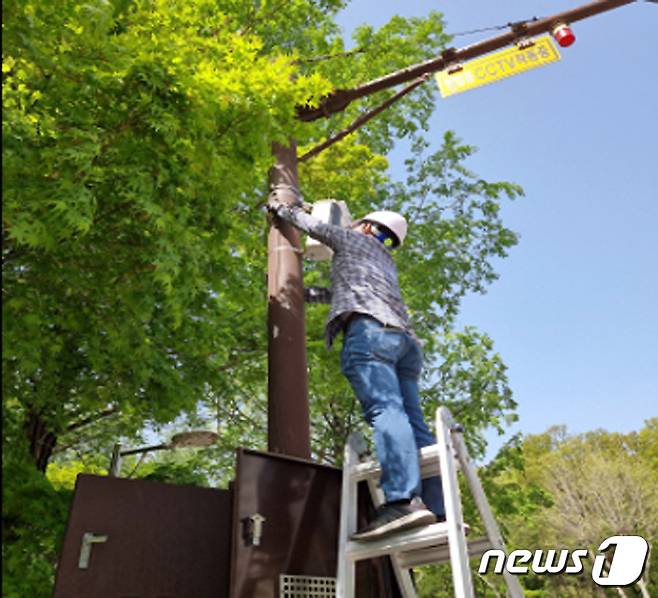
[436,35,561,98]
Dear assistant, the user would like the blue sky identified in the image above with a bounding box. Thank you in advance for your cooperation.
[336,1,657,459]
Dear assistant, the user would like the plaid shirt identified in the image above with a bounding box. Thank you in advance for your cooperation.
[274,204,416,348]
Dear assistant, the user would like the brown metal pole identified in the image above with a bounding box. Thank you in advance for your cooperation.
[297,0,637,121]
[267,141,311,459]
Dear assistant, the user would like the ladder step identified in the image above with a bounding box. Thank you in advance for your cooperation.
[351,444,450,483]
[397,536,493,569]
[345,521,450,562]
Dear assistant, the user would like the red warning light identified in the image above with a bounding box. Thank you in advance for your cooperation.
[552,23,576,48]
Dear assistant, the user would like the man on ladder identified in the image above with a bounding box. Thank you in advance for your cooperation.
[268,188,445,540]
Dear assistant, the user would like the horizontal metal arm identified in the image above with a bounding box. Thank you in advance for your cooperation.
[299,76,428,162]
[119,443,170,456]
[296,0,636,122]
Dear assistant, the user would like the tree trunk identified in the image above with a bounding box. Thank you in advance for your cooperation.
[25,409,57,472]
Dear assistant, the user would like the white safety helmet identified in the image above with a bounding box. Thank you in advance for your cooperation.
[357,210,408,247]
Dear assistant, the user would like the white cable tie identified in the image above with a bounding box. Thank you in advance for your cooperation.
[269,246,304,254]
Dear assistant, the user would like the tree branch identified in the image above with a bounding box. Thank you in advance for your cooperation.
[66,407,118,433]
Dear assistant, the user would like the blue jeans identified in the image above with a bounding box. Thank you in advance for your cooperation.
[340,315,445,518]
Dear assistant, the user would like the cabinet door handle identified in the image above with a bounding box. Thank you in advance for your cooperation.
[245,513,266,546]
[78,532,108,569]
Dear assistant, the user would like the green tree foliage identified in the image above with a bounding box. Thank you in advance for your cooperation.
[3,0,333,468]
[3,0,525,593]
[462,421,658,598]
[2,443,72,597]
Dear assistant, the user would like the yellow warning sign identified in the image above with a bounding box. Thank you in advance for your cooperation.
[435,35,561,98]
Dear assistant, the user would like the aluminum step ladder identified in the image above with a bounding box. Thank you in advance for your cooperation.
[336,406,524,598]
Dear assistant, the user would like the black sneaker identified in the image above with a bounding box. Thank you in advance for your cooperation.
[351,497,437,541]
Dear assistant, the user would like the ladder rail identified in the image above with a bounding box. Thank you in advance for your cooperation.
[336,434,360,598]
[450,426,525,598]
[337,408,526,598]
[436,407,476,598]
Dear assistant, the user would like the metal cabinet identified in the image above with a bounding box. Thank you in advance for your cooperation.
[53,474,232,597]
[53,452,400,597]
[230,449,400,598]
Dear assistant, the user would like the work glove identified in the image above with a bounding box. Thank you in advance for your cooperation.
[266,195,284,217]
[267,184,303,214]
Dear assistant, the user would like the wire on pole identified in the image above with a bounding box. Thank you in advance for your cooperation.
[450,16,541,37]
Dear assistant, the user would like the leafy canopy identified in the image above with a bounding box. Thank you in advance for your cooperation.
[4,1,524,592]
